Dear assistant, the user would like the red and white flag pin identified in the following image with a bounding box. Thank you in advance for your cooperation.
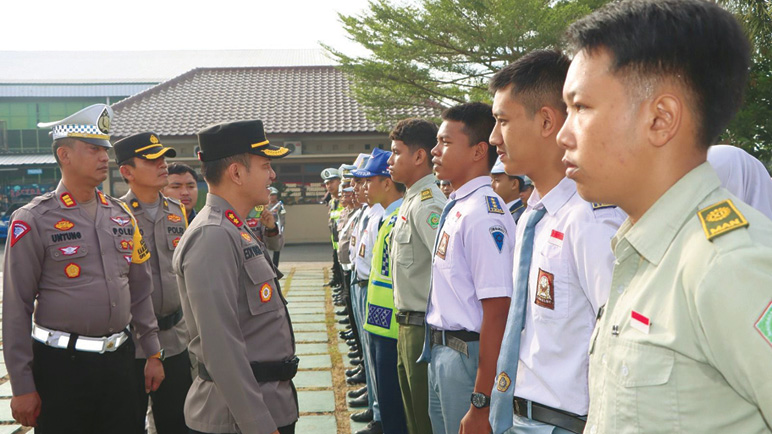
[630,310,651,334]
[549,229,564,248]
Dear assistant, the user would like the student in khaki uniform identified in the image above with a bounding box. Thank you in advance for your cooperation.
[2,104,164,432]
[114,132,191,434]
[172,120,296,434]
[385,118,445,434]
[558,1,772,432]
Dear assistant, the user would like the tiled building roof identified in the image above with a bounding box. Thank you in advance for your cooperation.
[111,66,439,136]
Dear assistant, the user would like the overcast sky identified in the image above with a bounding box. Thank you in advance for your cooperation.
[1,0,371,55]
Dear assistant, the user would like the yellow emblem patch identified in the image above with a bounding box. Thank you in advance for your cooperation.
[65,263,81,278]
[698,199,749,241]
[172,237,180,247]
[421,189,433,201]
[167,214,182,223]
[55,219,74,231]
[263,147,289,157]
[60,193,75,208]
[496,372,511,392]
[225,210,243,227]
[241,232,252,242]
[150,135,159,144]
[97,191,108,206]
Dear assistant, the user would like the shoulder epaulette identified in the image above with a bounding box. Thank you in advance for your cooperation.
[697,199,749,241]
[591,203,616,210]
[485,196,505,214]
[421,189,433,201]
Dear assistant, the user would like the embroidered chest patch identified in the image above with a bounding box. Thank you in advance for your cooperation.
[65,263,81,278]
[167,214,182,223]
[55,219,75,231]
[259,283,273,303]
[535,268,555,310]
[58,245,80,256]
[110,217,131,227]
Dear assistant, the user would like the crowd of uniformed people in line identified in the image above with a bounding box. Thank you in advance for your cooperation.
[2,1,772,434]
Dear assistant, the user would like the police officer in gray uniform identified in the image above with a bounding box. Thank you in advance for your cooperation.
[173,120,296,434]
[114,132,192,434]
[2,104,164,432]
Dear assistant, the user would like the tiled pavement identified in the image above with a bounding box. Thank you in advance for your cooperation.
[0,264,366,434]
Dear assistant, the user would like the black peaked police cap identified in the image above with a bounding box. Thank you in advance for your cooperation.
[196,120,291,162]
[113,132,177,165]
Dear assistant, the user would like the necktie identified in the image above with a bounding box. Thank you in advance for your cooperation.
[417,197,457,363]
[489,207,547,433]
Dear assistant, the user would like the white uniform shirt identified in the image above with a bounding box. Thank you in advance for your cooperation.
[349,204,367,266]
[426,176,515,332]
[513,177,625,415]
[355,203,384,280]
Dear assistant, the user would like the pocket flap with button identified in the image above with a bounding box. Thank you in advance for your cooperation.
[393,227,413,266]
[49,244,89,261]
[244,257,280,316]
[611,340,675,387]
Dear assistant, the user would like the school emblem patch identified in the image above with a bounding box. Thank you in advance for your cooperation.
[489,225,506,252]
[55,219,75,231]
[110,217,131,227]
[698,199,748,241]
[65,263,81,278]
[427,212,440,229]
[10,221,31,247]
[436,232,449,260]
[60,193,76,208]
[421,189,433,201]
[485,196,505,214]
[755,301,772,347]
[225,210,243,227]
[496,372,511,392]
[259,283,273,303]
[58,246,80,256]
[535,268,555,310]
[167,214,182,223]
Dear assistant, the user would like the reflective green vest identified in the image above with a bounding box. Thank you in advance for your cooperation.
[364,207,400,339]
[330,200,343,249]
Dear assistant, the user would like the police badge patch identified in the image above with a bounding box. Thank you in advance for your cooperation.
[10,221,30,247]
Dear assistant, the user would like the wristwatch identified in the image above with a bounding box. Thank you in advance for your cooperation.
[471,392,490,409]
[149,349,165,362]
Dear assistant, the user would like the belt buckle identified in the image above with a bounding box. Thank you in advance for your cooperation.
[45,330,64,347]
[103,334,120,353]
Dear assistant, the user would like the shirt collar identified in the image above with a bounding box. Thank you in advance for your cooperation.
[450,176,491,201]
[507,198,523,210]
[405,174,437,199]
[527,177,575,216]
[618,162,721,265]
[383,198,404,216]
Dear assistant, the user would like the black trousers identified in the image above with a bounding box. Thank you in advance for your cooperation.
[272,250,281,267]
[190,421,295,434]
[342,270,362,351]
[32,338,140,434]
[133,349,193,434]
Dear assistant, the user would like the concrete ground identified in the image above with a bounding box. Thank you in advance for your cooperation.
[0,242,369,434]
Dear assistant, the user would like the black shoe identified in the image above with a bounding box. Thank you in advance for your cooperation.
[339,330,351,339]
[336,309,347,316]
[355,420,383,434]
[346,365,363,377]
[348,350,362,359]
[346,370,366,385]
[348,393,369,408]
[338,318,350,325]
[348,386,367,398]
[350,408,373,423]
[346,338,357,346]
[334,299,346,307]
[349,358,363,366]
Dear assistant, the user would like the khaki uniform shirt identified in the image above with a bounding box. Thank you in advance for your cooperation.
[392,174,446,312]
[585,163,772,434]
[2,182,160,396]
[338,207,359,267]
[121,190,189,358]
[173,194,296,434]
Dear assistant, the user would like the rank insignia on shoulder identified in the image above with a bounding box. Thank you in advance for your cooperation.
[240,232,252,242]
[10,221,31,247]
[697,199,748,241]
[130,199,140,209]
[167,214,182,223]
[60,193,76,208]
[97,191,109,206]
[755,301,772,347]
[591,202,616,210]
[225,210,243,227]
[64,263,81,278]
[485,196,505,214]
[496,372,511,392]
[421,189,433,201]
[427,212,440,229]
[259,283,273,303]
[489,225,506,252]
[55,219,75,231]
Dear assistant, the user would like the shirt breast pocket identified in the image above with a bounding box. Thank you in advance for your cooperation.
[244,256,282,316]
[393,227,413,267]
[47,244,93,286]
[532,243,569,320]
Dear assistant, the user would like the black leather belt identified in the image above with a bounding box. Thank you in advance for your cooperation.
[353,279,368,286]
[156,308,183,331]
[513,397,586,434]
[198,356,300,382]
[430,329,480,357]
[396,311,425,326]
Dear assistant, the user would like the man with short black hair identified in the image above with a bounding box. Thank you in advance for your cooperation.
[173,120,296,434]
[420,102,515,434]
[558,0,772,432]
[164,163,199,223]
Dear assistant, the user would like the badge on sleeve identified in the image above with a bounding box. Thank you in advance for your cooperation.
[55,219,75,231]
[485,196,505,214]
[427,212,440,229]
[421,189,433,201]
[535,269,555,310]
[697,199,748,241]
[489,225,506,252]
[436,232,449,259]
[65,263,81,278]
[755,301,772,347]
[259,283,273,303]
[10,221,31,247]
